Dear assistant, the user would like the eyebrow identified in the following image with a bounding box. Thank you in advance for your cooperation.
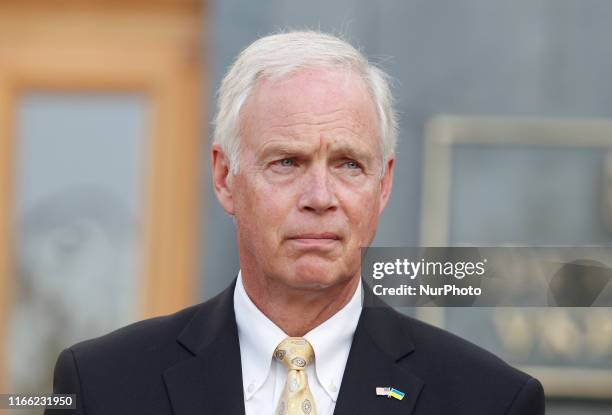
[327,142,376,162]
[255,140,314,160]
[255,137,378,164]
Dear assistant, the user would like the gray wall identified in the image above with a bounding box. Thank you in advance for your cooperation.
[201,2,612,412]
[202,0,612,295]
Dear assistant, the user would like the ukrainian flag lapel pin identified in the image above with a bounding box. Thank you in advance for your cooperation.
[376,387,405,401]
[388,388,405,401]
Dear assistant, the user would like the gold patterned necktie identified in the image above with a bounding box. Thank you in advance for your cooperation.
[274,337,318,415]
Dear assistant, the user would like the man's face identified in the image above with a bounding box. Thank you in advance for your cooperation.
[213,67,394,291]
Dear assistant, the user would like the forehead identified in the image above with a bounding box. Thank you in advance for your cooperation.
[240,67,379,147]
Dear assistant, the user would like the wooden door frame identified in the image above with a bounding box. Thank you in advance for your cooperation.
[0,2,205,392]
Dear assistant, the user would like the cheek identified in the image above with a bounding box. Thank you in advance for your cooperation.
[234,176,295,240]
[342,183,381,241]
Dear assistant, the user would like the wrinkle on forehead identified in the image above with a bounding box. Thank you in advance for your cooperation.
[251,110,379,161]
[239,67,380,156]
[255,135,375,160]
[272,108,369,131]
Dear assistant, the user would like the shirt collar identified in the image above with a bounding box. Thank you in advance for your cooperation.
[233,271,363,401]
[304,279,362,401]
[234,271,287,400]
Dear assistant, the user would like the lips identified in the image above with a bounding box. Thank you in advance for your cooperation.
[286,233,342,250]
[289,232,341,240]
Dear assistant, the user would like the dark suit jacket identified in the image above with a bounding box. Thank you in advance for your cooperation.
[46,278,544,414]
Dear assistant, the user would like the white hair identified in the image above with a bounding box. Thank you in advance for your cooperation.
[213,30,397,175]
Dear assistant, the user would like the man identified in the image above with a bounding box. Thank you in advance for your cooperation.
[47,31,544,414]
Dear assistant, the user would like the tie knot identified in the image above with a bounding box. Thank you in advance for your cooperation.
[274,337,314,370]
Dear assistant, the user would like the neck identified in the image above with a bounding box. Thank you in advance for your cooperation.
[241,272,360,337]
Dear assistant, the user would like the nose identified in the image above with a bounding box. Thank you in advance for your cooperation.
[298,164,338,214]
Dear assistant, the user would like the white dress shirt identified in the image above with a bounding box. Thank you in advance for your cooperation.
[234,271,362,415]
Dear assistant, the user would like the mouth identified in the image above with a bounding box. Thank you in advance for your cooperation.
[287,233,342,248]
[290,233,341,240]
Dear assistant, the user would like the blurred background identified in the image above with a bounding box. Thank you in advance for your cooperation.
[0,0,611,414]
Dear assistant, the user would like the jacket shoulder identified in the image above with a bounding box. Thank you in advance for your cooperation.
[51,284,237,414]
[391,309,542,413]
[69,302,201,367]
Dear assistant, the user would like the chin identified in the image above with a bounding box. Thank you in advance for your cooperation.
[286,258,349,289]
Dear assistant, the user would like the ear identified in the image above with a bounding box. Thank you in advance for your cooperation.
[211,144,235,215]
[378,156,395,214]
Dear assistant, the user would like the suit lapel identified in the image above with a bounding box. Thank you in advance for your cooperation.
[163,280,246,415]
[334,291,424,415]
[162,277,424,415]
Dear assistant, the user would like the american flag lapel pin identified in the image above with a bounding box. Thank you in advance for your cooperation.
[376,387,390,396]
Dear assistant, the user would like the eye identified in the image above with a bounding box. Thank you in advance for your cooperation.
[279,158,295,167]
[343,160,361,169]
[270,158,298,171]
